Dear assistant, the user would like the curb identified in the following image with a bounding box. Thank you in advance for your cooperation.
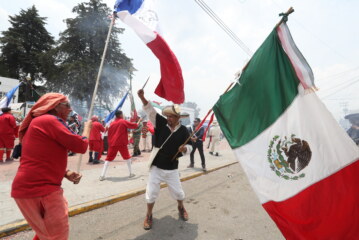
[0,161,238,238]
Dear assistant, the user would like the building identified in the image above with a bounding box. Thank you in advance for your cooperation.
[180,106,195,126]
[0,76,19,103]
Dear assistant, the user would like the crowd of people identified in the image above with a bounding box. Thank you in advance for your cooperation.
[0,102,223,166]
[1,88,358,239]
[0,90,226,239]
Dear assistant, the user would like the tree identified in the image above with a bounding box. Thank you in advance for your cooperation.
[0,5,54,101]
[0,59,7,77]
[182,101,201,118]
[42,0,134,114]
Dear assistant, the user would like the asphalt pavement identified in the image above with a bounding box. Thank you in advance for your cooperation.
[0,139,254,238]
[4,162,284,240]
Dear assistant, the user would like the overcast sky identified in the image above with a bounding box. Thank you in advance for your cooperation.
[1,0,359,122]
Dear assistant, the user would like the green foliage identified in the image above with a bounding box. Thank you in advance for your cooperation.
[0,5,54,101]
[0,60,8,76]
[42,0,134,112]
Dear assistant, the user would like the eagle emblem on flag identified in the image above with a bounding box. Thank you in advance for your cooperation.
[268,134,312,180]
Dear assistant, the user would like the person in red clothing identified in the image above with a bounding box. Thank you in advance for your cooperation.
[0,107,17,162]
[100,110,138,180]
[11,93,90,240]
[89,115,105,164]
[141,121,151,152]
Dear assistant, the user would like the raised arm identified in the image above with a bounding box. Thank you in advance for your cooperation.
[137,89,148,106]
[138,89,158,125]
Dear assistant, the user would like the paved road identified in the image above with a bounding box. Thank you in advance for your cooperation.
[5,164,284,240]
[0,139,234,227]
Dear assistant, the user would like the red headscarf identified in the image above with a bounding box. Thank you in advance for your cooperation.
[19,93,68,141]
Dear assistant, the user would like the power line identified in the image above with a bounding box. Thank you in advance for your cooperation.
[270,0,351,63]
[194,0,253,57]
[321,78,359,99]
[316,65,359,82]
[324,98,359,101]
[319,74,359,93]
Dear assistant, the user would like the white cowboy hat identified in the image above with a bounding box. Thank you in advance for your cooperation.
[162,105,189,118]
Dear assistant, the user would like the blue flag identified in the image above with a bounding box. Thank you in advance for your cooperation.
[0,82,22,109]
[104,91,129,125]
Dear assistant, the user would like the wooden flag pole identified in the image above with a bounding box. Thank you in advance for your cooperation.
[76,15,116,173]
[171,82,235,161]
[276,7,294,27]
[240,8,294,75]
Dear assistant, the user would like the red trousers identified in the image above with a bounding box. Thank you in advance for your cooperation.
[0,134,15,148]
[14,189,69,240]
[106,145,131,161]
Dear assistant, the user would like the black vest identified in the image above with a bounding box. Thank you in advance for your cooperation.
[152,114,190,170]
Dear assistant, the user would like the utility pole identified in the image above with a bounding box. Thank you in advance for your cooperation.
[340,101,349,116]
[25,74,31,102]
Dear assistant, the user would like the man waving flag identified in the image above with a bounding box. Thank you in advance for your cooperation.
[114,0,184,104]
[213,20,359,239]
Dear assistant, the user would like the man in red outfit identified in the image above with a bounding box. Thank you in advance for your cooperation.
[100,110,138,180]
[0,107,17,162]
[89,115,105,164]
[11,93,90,240]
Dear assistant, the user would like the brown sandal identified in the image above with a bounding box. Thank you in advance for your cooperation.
[178,206,189,221]
[143,214,153,230]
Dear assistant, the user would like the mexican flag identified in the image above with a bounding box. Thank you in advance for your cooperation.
[213,22,359,239]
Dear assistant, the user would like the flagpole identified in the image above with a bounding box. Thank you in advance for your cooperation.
[276,7,294,27]
[172,82,234,161]
[240,8,294,74]
[76,14,116,173]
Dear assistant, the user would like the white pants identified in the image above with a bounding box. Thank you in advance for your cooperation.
[142,135,151,151]
[210,137,220,152]
[145,166,185,203]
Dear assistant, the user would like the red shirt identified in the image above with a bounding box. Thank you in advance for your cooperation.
[89,121,105,141]
[108,118,138,146]
[11,114,88,198]
[0,112,16,136]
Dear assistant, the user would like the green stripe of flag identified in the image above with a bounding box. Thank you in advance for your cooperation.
[213,28,300,148]
[150,102,163,109]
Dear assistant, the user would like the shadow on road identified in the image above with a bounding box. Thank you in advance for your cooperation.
[131,215,198,240]
[105,174,144,182]
[94,215,198,240]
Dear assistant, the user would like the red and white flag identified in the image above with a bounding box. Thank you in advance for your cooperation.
[114,0,184,104]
